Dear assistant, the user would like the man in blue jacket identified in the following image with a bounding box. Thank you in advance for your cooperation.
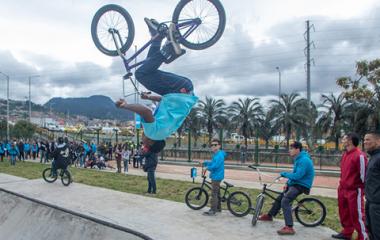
[201,139,226,216]
[259,141,315,235]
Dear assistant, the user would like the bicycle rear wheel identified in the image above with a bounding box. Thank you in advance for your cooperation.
[91,4,135,56]
[252,194,264,226]
[61,170,72,186]
[295,198,326,227]
[172,0,226,50]
[42,168,57,183]
[227,191,251,217]
[185,187,209,210]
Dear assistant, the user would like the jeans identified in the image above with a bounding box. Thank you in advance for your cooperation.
[10,155,16,165]
[123,159,128,172]
[211,180,221,211]
[268,185,303,227]
[135,39,193,96]
[147,170,156,193]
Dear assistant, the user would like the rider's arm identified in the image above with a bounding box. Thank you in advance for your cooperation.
[205,154,223,171]
[141,92,162,102]
[116,100,155,123]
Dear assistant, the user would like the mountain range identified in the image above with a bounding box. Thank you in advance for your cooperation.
[44,95,133,121]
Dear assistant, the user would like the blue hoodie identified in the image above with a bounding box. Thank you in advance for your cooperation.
[204,150,226,181]
[280,150,315,189]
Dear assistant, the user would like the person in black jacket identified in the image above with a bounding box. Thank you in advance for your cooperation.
[51,137,70,177]
[364,132,380,240]
[142,140,165,194]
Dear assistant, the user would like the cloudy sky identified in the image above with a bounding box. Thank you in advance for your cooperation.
[1,0,380,106]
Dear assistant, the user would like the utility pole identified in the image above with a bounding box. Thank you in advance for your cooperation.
[275,67,281,102]
[28,75,40,122]
[0,72,10,141]
[304,20,315,108]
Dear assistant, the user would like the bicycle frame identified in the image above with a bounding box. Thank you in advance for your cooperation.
[111,19,202,73]
[198,174,231,201]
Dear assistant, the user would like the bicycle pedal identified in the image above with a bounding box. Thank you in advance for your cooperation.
[123,72,133,79]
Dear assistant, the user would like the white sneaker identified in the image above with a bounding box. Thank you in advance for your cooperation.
[168,23,182,55]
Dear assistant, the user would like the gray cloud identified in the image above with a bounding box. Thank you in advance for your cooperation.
[1,1,380,106]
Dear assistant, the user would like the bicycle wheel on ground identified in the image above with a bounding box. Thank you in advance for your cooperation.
[252,194,265,226]
[295,198,326,227]
[172,0,226,50]
[61,170,72,186]
[91,4,135,56]
[42,168,58,183]
[227,191,251,217]
[185,187,209,210]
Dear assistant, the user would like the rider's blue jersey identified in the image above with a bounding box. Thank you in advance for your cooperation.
[142,93,198,140]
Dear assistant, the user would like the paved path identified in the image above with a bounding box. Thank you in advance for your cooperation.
[0,173,335,240]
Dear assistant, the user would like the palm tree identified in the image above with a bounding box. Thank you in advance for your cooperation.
[258,109,278,149]
[229,98,263,148]
[270,93,308,149]
[198,97,226,144]
[183,107,203,147]
[318,93,349,150]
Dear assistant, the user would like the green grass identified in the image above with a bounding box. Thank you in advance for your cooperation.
[0,160,341,232]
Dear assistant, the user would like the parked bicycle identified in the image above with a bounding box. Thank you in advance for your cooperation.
[91,0,226,95]
[241,165,327,227]
[185,167,251,217]
[42,167,72,186]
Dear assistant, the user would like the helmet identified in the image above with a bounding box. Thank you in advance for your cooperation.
[57,137,64,144]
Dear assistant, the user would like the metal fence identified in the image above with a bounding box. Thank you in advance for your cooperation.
[161,147,341,171]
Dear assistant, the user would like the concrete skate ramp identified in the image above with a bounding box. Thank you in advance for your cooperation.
[0,189,152,240]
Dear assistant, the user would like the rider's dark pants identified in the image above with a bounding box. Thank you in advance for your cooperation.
[147,170,156,193]
[211,180,221,211]
[135,39,193,96]
[268,185,304,227]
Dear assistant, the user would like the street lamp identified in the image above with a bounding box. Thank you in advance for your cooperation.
[0,72,10,141]
[275,67,282,102]
[28,75,40,122]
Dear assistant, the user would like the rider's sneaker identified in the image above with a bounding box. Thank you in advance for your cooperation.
[168,23,182,55]
[160,41,186,63]
[144,18,160,37]
[258,214,273,221]
[277,226,295,235]
[203,209,217,216]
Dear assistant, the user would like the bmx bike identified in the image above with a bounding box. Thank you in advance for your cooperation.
[91,0,226,94]
[185,167,251,217]
[42,167,72,186]
[242,165,327,227]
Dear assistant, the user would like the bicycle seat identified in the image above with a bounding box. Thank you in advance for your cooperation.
[224,181,234,188]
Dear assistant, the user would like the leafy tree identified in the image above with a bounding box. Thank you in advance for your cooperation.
[229,98,263,148]
[270,93,308,149]
[257,109,278,149]
[198,97,226,144]
[12,120,36,139]
[183,108,203,147]
[0,120,7,140]
[317,93,349,150]
[337,59,380,130]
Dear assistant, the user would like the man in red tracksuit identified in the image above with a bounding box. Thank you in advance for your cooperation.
[332,133,369,240]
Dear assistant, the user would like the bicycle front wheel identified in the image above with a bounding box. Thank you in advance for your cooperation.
[185,187,209,210]
[295,198,326,227]
[61,170,72,186]
[172,0,226,50]
[42,168,57,183]
[227,191,251,217]
[91,4,135,56]
[252,194,264,226]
